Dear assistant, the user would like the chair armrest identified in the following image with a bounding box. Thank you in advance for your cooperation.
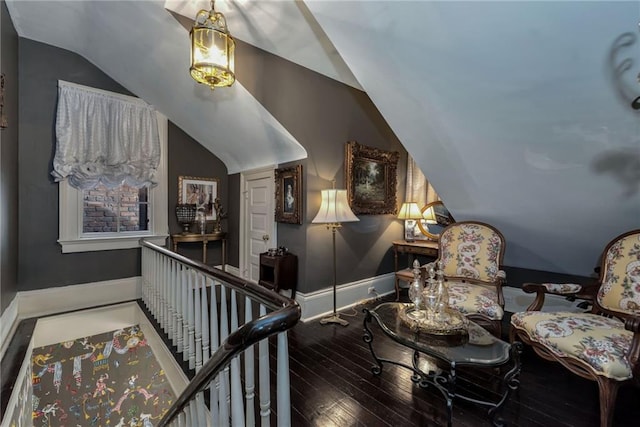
[521,282,584,311]
[625,317,640,379]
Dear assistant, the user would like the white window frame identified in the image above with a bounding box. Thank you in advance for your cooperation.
[58,112,169,253]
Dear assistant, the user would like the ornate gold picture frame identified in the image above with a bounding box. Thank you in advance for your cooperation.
[345,141,399,215]
[275,164,303,224]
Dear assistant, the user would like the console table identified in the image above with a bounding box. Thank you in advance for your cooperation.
[392,240,438,300]
[363,302,522,427]
[171,232,227,271]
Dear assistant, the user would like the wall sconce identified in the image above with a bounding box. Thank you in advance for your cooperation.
[397,202,423,242]
[190,0,235,90]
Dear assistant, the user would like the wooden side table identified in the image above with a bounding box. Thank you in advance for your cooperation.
[259,253,298,298]
[171,232,227,271]
[392,240,438,300]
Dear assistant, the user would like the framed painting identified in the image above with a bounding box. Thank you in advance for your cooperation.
[178,176,219,220]
[275,164,303,224]
[345,141,399,215]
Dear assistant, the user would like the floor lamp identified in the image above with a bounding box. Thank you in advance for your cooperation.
[312,183,359,326]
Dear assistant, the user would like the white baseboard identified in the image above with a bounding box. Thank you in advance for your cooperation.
[296,273,395,322]
[223,265,240,276]
[0,277,141,363]
[17,276,141,320]
[0,296,20,361]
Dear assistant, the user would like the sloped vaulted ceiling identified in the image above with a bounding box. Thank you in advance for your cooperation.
[6,0,640,276]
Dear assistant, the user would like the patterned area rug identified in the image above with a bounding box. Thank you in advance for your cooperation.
[31,325,175,426]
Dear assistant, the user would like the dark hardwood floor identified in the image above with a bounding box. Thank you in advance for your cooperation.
[282,294,640,427]
[2,294,639,426]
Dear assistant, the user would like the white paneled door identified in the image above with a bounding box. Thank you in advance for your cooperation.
[240,169,276,283]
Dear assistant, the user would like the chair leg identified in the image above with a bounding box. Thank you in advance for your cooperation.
[596,376,620,427]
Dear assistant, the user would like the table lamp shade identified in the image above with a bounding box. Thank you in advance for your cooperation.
[397,202,423,220]
[312,189,359,224]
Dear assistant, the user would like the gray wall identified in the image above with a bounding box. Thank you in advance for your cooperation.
[237,39,407,293]
[17,38,227,291]
[236,38,593,293]
[1,0,19,313]
[168,122,228,266]
[5,26,594,304]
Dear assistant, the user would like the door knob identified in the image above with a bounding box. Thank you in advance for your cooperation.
[262,234,270,242]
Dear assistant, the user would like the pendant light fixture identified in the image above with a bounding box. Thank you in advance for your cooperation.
[189,0,235,90]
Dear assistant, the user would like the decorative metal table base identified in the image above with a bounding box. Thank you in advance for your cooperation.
[363,309,523,427]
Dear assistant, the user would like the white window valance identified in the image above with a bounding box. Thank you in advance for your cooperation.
[405,154,440,206]
[51,80,160,190]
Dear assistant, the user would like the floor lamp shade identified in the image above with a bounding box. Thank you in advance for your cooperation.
[312,188,358,327]
[312,189,359,224]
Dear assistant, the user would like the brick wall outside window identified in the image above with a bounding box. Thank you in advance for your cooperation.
[83,185,148,233]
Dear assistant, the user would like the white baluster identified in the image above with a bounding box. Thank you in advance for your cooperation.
[201,277,211,363]
[172,259,180,346]
[244,296,256,427]
[177,411,186,427]
[186,400,195,427]
[258,304,271,426]
[152,251,160,320]
[141,247,148,307]
[161,256,168,332]
[176,264,184,354]
[167,259,176,345]
[219,286,230,427]
[164,257,171,334]
[209,280,220,426]
[182,265,189,363]
[196,392,208,426]
[230,290,245,426]
[277,332,291,427]
[194,273,203,372]
[188,269,196,370]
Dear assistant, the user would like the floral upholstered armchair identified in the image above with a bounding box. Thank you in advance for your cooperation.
[510,229,640,427]
[428,221,507,336]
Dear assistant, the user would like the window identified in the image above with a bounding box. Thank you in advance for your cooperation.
[58,113,168,253]
[83,185,149,233]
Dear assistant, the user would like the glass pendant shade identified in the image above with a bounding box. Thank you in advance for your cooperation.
[190,1,235,89]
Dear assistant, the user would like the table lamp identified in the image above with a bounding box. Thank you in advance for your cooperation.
[312,182,359,326]
[397,202,423,242]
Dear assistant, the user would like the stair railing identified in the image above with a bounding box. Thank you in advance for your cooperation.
[140,240,301,427]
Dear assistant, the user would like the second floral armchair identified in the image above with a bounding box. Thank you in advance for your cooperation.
[426,221,507,336]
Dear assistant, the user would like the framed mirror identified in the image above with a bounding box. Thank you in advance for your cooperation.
[417,201,455,240]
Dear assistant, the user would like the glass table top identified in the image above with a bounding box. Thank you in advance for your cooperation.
[367,302,511,366]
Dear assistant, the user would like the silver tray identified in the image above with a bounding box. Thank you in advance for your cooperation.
[399,304,469,336]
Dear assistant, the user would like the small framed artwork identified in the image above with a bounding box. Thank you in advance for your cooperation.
[178,176,219,220]
[275,164,303,224]
[345,141,399,215]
